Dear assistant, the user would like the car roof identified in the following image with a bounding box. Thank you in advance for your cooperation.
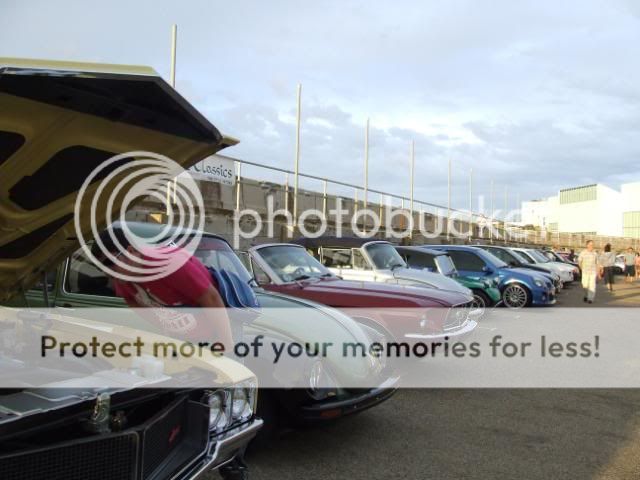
[292,236,391,249]
[395,246,447,256]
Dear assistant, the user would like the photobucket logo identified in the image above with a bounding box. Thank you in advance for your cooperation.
[74,151,204,282]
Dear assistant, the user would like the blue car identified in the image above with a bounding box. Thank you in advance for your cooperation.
[424,245,557,309]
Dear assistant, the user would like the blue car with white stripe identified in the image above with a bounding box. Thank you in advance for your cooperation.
[424,245,557,309]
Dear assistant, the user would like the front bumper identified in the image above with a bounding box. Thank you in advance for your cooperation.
[184,418,263,479]
[299,376,398,421]
[531,286,557,306]
[404,318,478,340]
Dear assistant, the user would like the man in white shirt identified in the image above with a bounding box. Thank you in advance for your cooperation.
[578,240,600,304]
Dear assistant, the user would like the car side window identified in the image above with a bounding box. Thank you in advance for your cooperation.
[488,248,510,263]
[251,259,272,285]
[448,251,486,272]
[322,248,353,268]
[352,249,371,270]
[404,253,437,270]
[65,248,116,297]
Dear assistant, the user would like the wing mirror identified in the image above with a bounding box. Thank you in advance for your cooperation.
[482,266,494,274]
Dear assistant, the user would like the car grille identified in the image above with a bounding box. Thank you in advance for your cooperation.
[444,302,472,331]
[0,396,210,480]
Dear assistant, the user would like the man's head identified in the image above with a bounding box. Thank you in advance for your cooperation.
[91,226,143,275]
[586,240,594,251]
[628,247,634,253]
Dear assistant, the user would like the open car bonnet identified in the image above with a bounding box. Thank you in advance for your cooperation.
[0,58,234,301]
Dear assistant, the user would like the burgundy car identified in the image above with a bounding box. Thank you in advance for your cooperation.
[243,243,477,344]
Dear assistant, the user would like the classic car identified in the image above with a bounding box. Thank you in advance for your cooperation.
[395,246,502,313]
[244,243,478,343]
[0,58,261,479]
[473,245,563,290]
[510,247,578,283]
[291,236,474,298]
[426,246,557,309]
[17,221,398,440]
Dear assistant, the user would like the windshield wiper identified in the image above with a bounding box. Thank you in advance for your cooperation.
[320,273,333,278]
[390,263,404,271]
[293,274,312,281]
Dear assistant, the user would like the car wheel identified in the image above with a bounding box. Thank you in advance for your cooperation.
[471,290,491,318]
[502,284,531,309]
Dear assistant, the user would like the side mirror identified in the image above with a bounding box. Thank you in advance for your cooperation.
[254,271,272,286]
[482,266,494,274]
[509,261,518,267]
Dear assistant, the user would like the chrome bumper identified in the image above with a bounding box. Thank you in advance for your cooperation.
[404,319,478,340]
[183,418,263,480]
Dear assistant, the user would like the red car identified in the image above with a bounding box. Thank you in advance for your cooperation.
[242,243,477,345]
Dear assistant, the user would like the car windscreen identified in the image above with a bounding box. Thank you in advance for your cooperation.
[259,245,331,282]
[365,243,406,270]
[512,250,535,264]
[529,250,551,263]
[194,236,253,283]
[434,254,457,276]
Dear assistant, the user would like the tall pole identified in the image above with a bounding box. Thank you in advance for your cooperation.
[168,24,178,216]
[447,158,451,240]
[504,186,508,239]
[170,24,177,88]
[293,84,302,219]
[490,180,494,242]
[364,118,369,209]
[409,141,415,238]
[469,168,473,240]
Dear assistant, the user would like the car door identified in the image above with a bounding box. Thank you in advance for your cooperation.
[446,250,489,280]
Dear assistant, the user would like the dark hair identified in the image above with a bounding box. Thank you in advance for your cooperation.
[586,240,593,246]
[91,226,131,265]
[604,243,611,252]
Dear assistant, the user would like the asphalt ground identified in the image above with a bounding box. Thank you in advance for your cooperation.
[217,278,640,479]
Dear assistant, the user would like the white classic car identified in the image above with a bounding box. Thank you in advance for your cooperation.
[291,237,474,300]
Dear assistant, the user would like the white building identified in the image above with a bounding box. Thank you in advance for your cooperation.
[520,183,639,238]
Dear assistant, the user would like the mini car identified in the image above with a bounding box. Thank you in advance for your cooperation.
[244,243,478,343]
[395,246,502,314]
[510,247,577,283]
[426,246,557,309]
[291,236,474,299]
[473,245,563,290]
[0,58,261,479]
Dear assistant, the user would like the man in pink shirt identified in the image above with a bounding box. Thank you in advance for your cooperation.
[93,227,233,346]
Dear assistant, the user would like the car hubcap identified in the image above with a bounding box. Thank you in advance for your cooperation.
[504,285,527,308]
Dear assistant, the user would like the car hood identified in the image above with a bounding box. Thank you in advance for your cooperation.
[390,267,473,296]
[507,267,553,284]
[285,277,471,307]
[0,58,233,301]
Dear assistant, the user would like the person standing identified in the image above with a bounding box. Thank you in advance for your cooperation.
[578,240,599,303]
[635,252,640,282]
[599,243,616,292]
[624,247,636,283]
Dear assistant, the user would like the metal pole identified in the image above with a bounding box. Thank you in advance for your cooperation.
[447,158,451,240]
[293,84,302,220]
[490,180,494,242]
[364,118,369,209]
[170,24,177,88]
[504,185,508,239]
[469,168,473,240]
[235,162,242,211]
[409,141,415,238]
[284,173,289,212]
[322,179,328,218]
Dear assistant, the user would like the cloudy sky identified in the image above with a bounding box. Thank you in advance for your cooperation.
[2,0,639,214]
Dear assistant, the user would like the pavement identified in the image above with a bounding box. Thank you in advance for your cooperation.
[215,278,640,479]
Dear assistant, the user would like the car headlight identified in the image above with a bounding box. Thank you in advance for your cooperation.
[203,390,229,430]
[534,279,543,287]
[231,380,256,421]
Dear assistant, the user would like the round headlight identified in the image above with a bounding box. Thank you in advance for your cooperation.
[231,388,251,419]
[309,361,324,392]
[204,390,227,429]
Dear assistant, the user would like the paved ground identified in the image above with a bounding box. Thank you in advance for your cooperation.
[219,278,640,479]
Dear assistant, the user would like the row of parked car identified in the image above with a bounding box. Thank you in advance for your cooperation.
[0,59,580,479]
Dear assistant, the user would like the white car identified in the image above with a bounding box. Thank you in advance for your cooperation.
[510,248,577,283]
[291,237,474,300]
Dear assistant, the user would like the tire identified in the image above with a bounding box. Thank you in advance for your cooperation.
[471,290,491,318]
[249,390,282,450]
[502,283,531,309]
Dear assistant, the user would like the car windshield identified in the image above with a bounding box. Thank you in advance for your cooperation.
[512,250,534,264]
[529,250,551,263]
[194,236,253,284]
[258,245,331,282]
[365,243,406,270]
[434,254,457,275]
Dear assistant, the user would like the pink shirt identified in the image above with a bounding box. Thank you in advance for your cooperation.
[114,248,217,338]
